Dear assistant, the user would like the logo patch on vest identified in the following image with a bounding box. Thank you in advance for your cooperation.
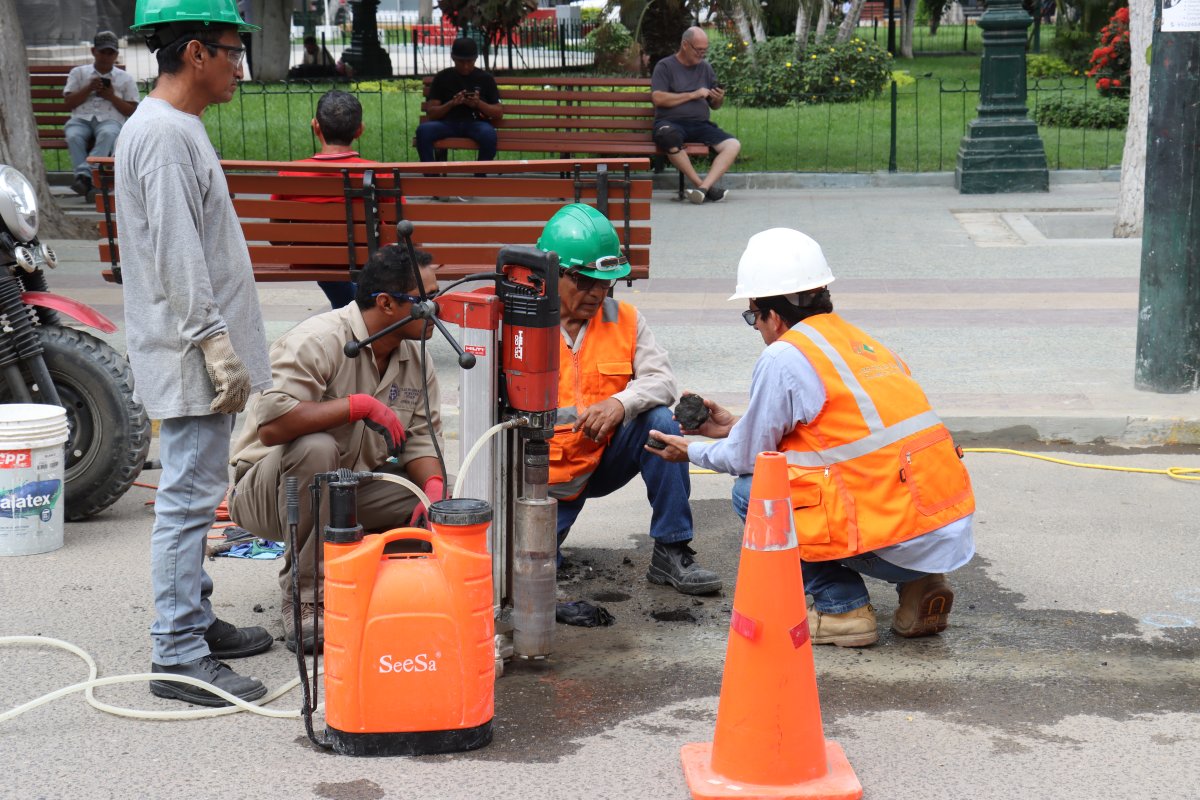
[852,341,877,360]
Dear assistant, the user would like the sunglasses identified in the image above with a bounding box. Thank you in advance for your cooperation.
[371,290,437,304]
[563,271,616,292]
[741,309,766,326]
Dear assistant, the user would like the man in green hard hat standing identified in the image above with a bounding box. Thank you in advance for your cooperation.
[538,203,722,596]
[119,0,273,707]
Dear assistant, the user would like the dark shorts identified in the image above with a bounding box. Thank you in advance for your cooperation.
[652,119,735,152]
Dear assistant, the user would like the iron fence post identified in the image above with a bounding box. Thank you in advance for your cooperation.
[889,81,898,173]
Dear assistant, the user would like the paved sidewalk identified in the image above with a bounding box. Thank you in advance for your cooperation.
[51,178,1199,446]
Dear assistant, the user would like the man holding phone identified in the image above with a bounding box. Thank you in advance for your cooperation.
[651,26,741,205]
[62,31,140,199]
[414,38,503,165]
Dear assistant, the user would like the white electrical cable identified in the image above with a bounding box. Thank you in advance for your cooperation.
[453,418,526,500]
[367,471,431,510]
[0,636,322,722]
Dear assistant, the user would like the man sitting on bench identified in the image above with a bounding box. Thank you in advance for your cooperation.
[62,31,139,199]
[650,26,740,205]
[414,38,502,165]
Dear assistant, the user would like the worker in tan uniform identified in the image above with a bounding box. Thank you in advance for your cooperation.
[229,244,446,653]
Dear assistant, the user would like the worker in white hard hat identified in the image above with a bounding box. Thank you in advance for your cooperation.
[646,228,976,648]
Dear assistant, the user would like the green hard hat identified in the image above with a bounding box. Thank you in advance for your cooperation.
[131,0,259,33]
[537,203,630,281]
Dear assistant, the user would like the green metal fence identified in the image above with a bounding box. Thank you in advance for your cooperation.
[44,75,1124,175]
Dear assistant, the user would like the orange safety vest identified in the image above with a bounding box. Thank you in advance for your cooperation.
[549,298,638,499]
[778,313,974,562]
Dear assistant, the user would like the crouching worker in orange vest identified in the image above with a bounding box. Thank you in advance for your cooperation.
[646,228,975,645]
[538,204,722,596]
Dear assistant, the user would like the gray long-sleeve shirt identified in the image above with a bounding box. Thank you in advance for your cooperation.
[114,97,270,418]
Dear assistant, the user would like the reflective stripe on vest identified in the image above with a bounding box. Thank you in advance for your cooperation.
[778,313,974,560]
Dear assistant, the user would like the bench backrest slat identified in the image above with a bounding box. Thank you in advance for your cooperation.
[92,157,653,284]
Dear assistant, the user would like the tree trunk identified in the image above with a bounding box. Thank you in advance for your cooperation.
[836,0,868,43]
[795,0,814,46]
[254,0,294,82]
[900,0,917,58]
[816,0,832,38]
[0,0,91,239]
[733,4,754,44]
[1114,0,1152,238]
[751,10,767,42]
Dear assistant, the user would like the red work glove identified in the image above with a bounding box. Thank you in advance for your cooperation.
[348,394,407,458]
[409,476,446,529]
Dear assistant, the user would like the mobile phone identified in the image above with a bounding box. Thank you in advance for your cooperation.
[100,77,111,88]
[713,82,722,90]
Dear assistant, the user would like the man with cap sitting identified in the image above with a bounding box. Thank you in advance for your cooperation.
[62,31,140,199]
[414,37,502,165]
[646,228,976,646]
[538,203,722,596]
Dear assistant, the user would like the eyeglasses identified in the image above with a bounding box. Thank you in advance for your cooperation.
[742,309,766,326]
[687,40,709,58]
[371,290,436,304]
[203,42,247,67]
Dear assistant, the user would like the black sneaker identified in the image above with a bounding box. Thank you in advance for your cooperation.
[204,618,273,659]
[703,187,728,203]
[70,174,92,197]
[647,540,723,595]
[150,655,267,707]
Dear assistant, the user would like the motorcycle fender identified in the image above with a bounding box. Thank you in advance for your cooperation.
[21,292,117,335]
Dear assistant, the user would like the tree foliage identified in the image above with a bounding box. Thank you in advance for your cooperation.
[438,0,538,41]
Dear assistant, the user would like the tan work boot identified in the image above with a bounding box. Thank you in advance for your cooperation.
[808,602,878,647]
[892,573,954,638]
[281,599,324,654]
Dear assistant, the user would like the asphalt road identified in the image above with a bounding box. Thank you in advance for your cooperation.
[2,447,1198,799]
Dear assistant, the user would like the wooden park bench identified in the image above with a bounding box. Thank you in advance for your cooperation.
[30,65,84,162]
[90,157,652,285]
[419,76,713,199]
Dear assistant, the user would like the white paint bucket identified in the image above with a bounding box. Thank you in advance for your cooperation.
[0,404,69,556]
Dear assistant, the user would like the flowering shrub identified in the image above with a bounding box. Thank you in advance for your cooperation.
[709,35,890,108]
[710,36,804,108]
[1087,6,1131,97]
[799,36,891,104]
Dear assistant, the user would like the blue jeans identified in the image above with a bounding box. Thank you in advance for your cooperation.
[415,119,498,162]
[557,405,693,547]
[318,280,356,309]
[731,474,929,614]
[150,415,234,665]
[65,117,122,178]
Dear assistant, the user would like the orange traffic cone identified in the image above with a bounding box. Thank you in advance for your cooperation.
[680,451,862,800]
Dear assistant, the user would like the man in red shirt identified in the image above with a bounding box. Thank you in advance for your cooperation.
[276,90,399,308]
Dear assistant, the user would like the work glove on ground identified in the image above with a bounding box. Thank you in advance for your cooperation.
[409,475,445,529]
[348,394,407,458]
[198,331,251,414]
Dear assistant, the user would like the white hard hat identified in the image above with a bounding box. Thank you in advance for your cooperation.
[728,228,835,301]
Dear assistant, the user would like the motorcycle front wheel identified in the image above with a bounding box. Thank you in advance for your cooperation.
[0,325,151,520]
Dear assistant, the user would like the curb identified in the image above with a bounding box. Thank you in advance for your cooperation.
[651,168,1121,192]
[946,415,1200,447]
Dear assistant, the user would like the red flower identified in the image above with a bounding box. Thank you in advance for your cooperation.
[1115,7,1129,22]
[1097,78,1112,88]
[1111,79,1122,87]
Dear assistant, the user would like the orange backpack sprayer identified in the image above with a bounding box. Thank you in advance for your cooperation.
[286,220,562,755]
[289,473,495,756]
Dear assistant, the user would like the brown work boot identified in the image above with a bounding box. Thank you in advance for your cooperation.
[807,602,878,647]
[281,599,324,654]
[892,573,954,638]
